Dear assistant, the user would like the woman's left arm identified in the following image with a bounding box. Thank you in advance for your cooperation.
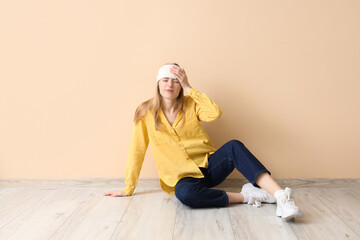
[170,66,223,122]
[187,88,223,122]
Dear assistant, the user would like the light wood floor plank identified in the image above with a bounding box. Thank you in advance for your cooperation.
[0,189,49,229]
[287,188,360,240]
[0,189,94,240]
[309,187,360,237]
[227,203,299,240]
[48,188,132,240]
[1,179,359,240]
[231,215,298,240]
[173,204,235,240]
[111,188,177,240]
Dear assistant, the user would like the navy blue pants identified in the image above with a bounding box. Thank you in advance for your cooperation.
[175,139,271,208]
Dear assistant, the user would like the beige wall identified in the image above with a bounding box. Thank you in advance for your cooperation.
[1,1,359,179]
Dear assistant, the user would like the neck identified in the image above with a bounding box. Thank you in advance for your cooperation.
[161,98,177,113]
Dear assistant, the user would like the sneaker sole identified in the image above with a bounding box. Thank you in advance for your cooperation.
[282,212,304,221]
[276,207,304,221]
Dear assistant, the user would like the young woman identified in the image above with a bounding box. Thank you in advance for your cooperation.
[104,63,304,221]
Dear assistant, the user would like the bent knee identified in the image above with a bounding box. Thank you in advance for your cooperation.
[226,139,244,147]
[175,187,202,208]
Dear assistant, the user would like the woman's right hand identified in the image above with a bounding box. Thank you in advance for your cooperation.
[103,190,128,197]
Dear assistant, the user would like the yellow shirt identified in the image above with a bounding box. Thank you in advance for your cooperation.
[122,88,223,196]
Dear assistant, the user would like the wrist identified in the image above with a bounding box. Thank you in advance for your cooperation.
[184,86,192,94]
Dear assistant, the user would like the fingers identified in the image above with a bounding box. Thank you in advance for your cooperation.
[103,191,127,197]
[170,67,185,80]
[170,66,185,75]
[103,192,117,196]
[104,193,119,197]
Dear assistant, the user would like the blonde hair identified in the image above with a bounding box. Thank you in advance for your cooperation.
[133,63,186,131]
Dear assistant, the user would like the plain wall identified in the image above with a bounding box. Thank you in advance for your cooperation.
[1,0,359,179]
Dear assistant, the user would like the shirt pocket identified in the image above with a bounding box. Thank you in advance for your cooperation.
[177,118,204,140]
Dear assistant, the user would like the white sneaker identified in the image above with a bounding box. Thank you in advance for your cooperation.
[241,183,276,207]
[275,187,304,221]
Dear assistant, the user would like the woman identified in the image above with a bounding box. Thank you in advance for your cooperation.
[104,63,304,221]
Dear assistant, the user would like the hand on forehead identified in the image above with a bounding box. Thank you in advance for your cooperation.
[156,64,180,82]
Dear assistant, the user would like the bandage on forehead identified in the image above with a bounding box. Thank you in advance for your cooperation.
[156,64,180,83]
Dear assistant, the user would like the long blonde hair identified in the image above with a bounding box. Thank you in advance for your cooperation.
[133,63,186,131]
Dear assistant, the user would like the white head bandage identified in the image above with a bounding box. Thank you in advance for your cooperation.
[156,64,180,83]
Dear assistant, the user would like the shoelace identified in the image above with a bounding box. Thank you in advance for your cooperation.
[280,190,298,209]
[244,190,271,208]
[248,197,262,208]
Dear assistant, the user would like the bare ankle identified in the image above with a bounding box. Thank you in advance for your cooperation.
[226,192,244,204]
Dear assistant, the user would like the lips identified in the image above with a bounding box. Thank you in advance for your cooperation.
[166,90,174,92]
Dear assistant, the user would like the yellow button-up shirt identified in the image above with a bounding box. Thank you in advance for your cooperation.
[122,88,223,196]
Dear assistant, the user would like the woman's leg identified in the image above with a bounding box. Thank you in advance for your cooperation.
[205,139,279,203]
[204,139,303,219]
[255,172,283,195]
[226,192,244,204]
[206,139,271,187]
[175,139,282,207]
[208,139,284,195]
[174,176,229,208]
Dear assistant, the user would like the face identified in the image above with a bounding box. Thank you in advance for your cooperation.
[158,77,182,100]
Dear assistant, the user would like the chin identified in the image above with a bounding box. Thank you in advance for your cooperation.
[162,94,179,100]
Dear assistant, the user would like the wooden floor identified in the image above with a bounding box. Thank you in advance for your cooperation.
[0,178,359,240]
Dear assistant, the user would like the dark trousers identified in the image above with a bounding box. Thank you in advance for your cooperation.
[174,139,271,208]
